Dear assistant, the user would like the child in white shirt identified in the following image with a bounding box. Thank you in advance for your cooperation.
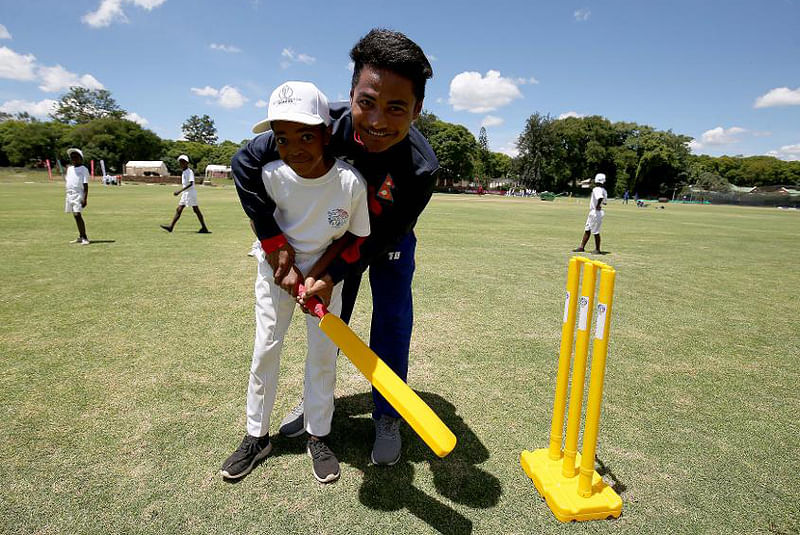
[221,81,370,484]
[64,148,90,245]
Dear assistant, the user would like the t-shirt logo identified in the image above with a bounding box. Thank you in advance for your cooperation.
[377,174,395,202]
[327,208,350,228]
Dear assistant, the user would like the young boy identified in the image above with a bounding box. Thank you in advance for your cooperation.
[64,148,90,245]
[160,155,210,233]
[220,81,370,484]
[574,172,608,254]
[232,29,438,467]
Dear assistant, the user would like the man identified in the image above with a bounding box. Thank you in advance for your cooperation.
[232,29,438,466]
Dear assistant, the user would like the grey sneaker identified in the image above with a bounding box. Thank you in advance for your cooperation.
[307,437,340,483]
[371,415,402,466]
[278,398,305,437]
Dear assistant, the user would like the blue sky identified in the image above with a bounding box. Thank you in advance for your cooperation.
[1,0,798,160]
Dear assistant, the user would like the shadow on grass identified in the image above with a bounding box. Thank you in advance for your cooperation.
[87,239,116,244]
[595,457,626,495]
[244,391,501,534]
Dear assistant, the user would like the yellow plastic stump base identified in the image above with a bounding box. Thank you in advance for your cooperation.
[521,449,622,522]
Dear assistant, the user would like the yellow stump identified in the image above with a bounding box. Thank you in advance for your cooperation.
[521,257,621,522]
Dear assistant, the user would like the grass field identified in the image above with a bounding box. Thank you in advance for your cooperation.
[1,168,798,535]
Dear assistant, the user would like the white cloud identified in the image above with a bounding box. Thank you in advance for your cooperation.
[0,98,58,118]
[481,115,504,128]
[700,126,746,146]
[574,8,591,21]
[125,111,149,126]
[38,65,104,92]
[346,61,354,72]
[255,99,268,108]
[426,54,437,62]
[497,142,519,158]
[0,46,37,81]
[191,86,220,97]
[280,48,316,68]
[0,46,104,93]
[449,70,523,113]
[210,43,241,53]
[82,0,167,28]
[515,77,539,85]
[754,87,800,108]
[191,84,247,109]
[687,139,703,153]
[0,24,11,40]
[766,143,800,161]
[558,111,584,119]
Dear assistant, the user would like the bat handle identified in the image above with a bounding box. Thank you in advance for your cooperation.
[297,284,328,319]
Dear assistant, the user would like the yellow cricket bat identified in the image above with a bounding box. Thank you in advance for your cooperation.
[301,288,456,458]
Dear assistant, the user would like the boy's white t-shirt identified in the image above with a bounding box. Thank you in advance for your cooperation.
[261,159,370,257]
[589,186,607,213]
[65,165,89,194]
[181,168,195,189]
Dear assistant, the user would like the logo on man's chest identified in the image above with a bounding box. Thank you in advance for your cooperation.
[376,174,395,203]
[327,208,349,228]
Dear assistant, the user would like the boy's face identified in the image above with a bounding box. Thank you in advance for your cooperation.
[69,152,82,166]
[350,65,422,153]
[272,121,331,178]
[179,160,189,170]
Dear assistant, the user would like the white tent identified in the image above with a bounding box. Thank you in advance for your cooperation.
[125,161,169,176]
[205,164,232,178]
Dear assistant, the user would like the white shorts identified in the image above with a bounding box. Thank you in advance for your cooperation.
[584,210,604,234]
[179,189,198,207]
[65,192,84,213]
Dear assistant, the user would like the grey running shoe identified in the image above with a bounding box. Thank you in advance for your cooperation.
[371,415,402,466]
[220,434,272,479]
[279,398,305,437]
[307,438,340,483]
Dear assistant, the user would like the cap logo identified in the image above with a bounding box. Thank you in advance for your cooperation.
[274,84,300,106]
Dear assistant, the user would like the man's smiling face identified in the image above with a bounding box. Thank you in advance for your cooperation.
[350,65,422,153]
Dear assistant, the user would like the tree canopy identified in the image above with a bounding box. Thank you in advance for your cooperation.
[181,114,218,145]
[50,87,126,125]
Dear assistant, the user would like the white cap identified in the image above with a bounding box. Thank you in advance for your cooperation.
[251,81,330,134]
[594,173,606,184]
[67,148,83,158]
[177,154,190,163]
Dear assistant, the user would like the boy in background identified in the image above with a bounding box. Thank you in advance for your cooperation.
[221,81,370,484]
[64,148,90,245]
[574,172,608,254]
[160,155,210,233]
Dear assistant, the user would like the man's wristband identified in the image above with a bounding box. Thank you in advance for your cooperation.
[260,235,288,254]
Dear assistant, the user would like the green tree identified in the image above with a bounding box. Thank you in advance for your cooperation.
[428,122,478,184]
[0,120,71,167]
[63,118,161,172]
[51,87,126,125]
[182,114,218,144]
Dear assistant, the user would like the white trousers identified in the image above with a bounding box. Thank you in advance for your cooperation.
[246,254,342,438]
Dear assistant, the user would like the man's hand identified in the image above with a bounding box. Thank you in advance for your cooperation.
[267,243,296,282]
[81,198,87,207]
[297,275,334,312]
[277,265,303,297]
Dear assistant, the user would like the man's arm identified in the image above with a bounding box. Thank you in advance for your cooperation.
[326,169,436,283]
[232,134,296,277]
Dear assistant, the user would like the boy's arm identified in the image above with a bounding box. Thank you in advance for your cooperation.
[82,182,88,207]
[232,133,296,277]
[174,181,193,195]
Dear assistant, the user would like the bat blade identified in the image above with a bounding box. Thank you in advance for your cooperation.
[318,313,456,457]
